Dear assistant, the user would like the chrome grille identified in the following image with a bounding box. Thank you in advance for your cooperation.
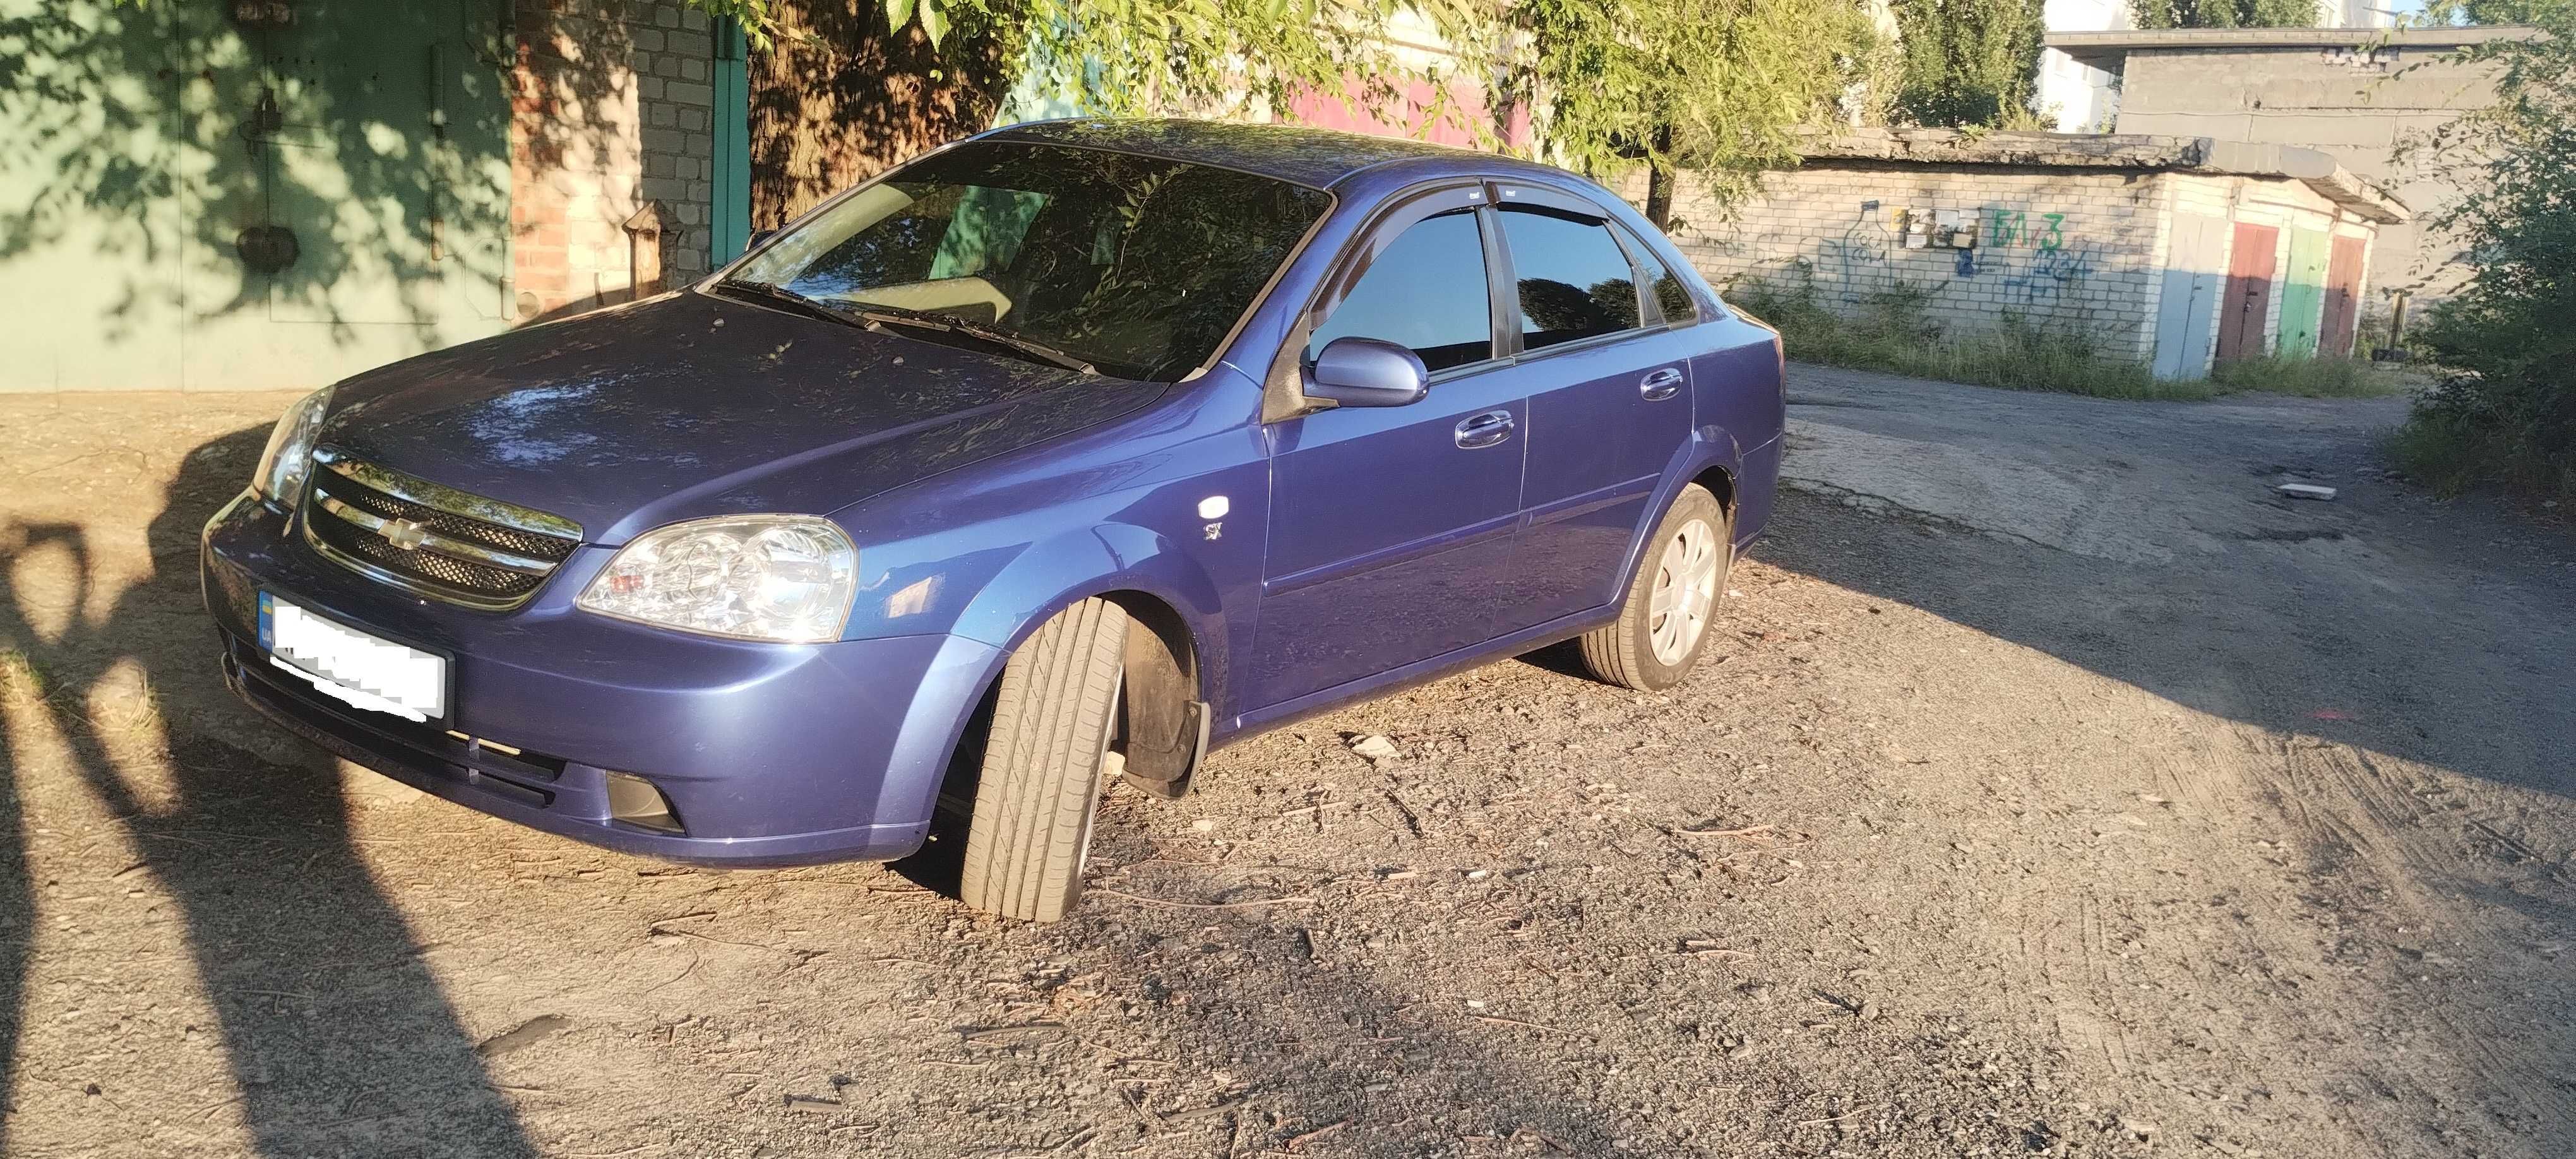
[301,447,583,610]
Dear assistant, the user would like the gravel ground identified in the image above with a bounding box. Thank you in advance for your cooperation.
[0,369,2568,1159]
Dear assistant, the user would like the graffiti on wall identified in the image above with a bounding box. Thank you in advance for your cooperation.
[1818,221,1893,304]
[1986,208,2068,252]
[1754,204,2103,311]
[1996,247,2097,306]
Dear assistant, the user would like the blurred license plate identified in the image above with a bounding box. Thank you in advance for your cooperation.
[258,592,447,722]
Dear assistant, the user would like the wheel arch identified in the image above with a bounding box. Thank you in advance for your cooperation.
[929,522,1229,823]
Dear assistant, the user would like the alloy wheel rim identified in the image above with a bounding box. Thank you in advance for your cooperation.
[1647,518,1719,665]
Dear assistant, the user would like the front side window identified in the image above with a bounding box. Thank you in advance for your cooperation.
[1498,206,1642,350]
[728,141,1332,381]
[1306,209,1494,372]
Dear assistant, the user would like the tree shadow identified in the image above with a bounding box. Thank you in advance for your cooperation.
[1762,367,2576,803]
[0,1,658,386]
[0,426,534,1156]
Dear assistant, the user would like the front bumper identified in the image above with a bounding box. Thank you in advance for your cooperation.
[202,490,1001,865]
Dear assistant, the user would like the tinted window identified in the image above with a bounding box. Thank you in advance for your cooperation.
[1307,210,1493,372]
[1499,207,1641,350]
[730,141,1330,381]
[1622,226,1699,323]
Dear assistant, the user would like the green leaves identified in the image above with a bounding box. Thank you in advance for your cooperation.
[1892,0,2046,128]
[1500,0,1889,210]
[682,0,1887,218]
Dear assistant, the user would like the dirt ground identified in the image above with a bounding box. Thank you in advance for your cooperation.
[0,369,2568,1159]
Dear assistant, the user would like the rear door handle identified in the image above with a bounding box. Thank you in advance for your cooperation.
[1640,367,1684,401]
[1455,410,1515,449]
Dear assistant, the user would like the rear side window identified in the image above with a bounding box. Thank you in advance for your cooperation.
[1307,209,1494,372]
[1498,207,1641,350]
[1622,227,1699,323]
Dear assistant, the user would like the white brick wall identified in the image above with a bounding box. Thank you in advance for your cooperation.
[1634,161,2385,368]
[1655,163,2172,363]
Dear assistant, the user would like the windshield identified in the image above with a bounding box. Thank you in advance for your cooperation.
[725,141,1333,381]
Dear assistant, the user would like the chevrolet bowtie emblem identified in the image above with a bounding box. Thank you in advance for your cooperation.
[378,518,429,551]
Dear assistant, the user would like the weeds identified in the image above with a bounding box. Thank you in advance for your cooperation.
[1730,268,2209,401]
[1729,266,2406,403]
[2209,355,2400,399]
[1,648,51,703]
[2387,375,2576,502]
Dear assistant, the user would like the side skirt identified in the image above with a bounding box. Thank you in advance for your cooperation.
[1221,602,1621,746]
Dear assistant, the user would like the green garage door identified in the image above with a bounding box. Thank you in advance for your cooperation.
[2275,227,2332,359]
[0,1,513,391]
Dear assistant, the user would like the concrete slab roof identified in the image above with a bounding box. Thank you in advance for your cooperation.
[2046,24,2536,68]
[1793,128,2410,223]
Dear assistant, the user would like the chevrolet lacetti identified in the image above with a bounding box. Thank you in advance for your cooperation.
[201,118,1785,921]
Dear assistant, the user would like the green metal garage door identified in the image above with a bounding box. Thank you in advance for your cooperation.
[0,1,513,392]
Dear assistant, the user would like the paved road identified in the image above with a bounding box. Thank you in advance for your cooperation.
[1778,364,2575,799]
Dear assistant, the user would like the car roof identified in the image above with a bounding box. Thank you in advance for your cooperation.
[979,117,1575,193]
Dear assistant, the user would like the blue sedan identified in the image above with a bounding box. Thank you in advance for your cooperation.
[200,117,1785,920]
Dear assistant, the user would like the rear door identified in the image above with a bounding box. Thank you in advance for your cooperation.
[1490,186,1695,624]
[1251,184,1527,710]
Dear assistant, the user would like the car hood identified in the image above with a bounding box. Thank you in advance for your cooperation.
[319,289,1168,543]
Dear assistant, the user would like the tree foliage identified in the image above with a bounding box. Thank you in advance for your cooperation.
[2130,0,2318,30]
[1486,0,1888,211]
[2392,1,2576,498]
[816,0,1884,220]
[1888,0,2045,128]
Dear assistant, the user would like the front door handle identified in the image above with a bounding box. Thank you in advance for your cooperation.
[1455,410,1515,449]
[1640,367,1684,401]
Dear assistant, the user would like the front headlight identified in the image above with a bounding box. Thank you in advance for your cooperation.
[250,386,333,504]
[575,515,858,643]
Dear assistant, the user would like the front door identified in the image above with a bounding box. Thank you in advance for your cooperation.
[1253,200,1526,710]
[1491,196,1694,623]
[2216,222,2279,362]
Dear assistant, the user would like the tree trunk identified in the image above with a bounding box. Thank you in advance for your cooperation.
[1645,165,1675,232]
[1643,124,1676,232]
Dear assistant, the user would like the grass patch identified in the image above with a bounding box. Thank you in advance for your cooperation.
[1731,266,2405,403]
[2209,355,2402,398]
[1731,268,2210,400]
[2385,379,2576,502]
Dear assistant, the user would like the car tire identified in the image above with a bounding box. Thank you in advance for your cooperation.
[1577,484,1731,691]
[958,597,1130,922]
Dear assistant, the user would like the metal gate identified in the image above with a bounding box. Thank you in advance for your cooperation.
[2215,222,2279,363]
[1,0,513,391]
[2318,235,2367,358]
[2276,227,2332,358]
[2152,213,2227,381]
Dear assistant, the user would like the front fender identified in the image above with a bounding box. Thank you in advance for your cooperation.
[948,520,1234,709]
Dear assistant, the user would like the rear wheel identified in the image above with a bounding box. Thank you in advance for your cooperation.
[957,598,1129,922]
[1577,484,1730,691]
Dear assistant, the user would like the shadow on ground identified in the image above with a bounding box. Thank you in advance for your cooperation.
[0,426,539,1156]
[0,422,1643,1156]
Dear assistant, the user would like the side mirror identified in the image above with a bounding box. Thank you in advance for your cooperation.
[1305,336,1428,408]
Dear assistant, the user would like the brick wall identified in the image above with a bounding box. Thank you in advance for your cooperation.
[1653,160,2384,368]
[510,1,717,321]
[1660,162,2174,363]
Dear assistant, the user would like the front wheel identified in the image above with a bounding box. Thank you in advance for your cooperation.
[957,598,1129,922]
[1577,484,1731,691]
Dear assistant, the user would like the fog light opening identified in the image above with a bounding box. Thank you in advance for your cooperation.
[605,771,684,835]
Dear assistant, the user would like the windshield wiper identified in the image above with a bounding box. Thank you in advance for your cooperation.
[712,279,864,329]
[853,306,1098,375]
